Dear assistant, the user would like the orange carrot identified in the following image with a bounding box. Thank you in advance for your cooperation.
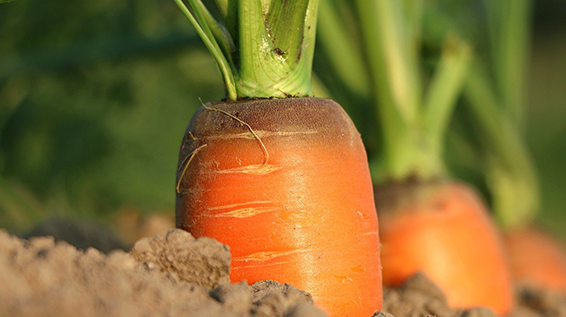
[505,227,566,292]
[376,181,513,315]
[176,98,382,316]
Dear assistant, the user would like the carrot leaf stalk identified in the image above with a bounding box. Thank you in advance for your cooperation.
[463,0,537,229]
[173,0,319,100]
[355,0,471,182]
[483,0,532,128]
[464,60,539,229]
[317,0,371,100]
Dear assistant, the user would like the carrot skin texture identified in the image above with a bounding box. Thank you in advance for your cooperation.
[176,98,382,316]
[376,181,513,315]
[505,227,566,292]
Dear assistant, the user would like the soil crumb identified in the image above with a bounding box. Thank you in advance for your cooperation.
[0,229,326,317]
[130,229,231,290]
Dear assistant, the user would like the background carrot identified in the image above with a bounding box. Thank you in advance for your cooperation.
[451,0,566,293]
[376,182,512,313]
[172,1,382,316]
[505,227,566,292]
[316,0,513,314]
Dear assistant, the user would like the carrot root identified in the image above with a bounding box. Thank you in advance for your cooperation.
[375,181,513,315]
[176,97,382,317]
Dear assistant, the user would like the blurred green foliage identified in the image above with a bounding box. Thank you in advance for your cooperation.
[0,0,225,232]
[0,0,565,239]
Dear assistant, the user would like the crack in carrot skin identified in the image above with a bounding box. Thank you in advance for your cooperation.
[233,249,316,262]
[204,206,281,218]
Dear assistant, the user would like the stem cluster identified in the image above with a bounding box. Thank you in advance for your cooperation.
[174,0,319,100]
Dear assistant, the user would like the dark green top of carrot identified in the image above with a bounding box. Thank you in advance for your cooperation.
[174,0,319,101]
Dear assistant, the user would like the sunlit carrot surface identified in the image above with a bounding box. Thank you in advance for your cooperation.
[376,181,513,315]
[505,227,566,292]
[176,97,382,317]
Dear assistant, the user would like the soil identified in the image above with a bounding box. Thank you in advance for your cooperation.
[1,226,565,317]
[381,273,566,317]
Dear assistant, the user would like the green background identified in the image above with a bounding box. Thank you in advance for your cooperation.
[0,0,565,240]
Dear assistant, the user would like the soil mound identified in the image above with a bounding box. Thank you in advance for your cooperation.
[381,272,566,317]
[2,227,566,317]
[0,229,325,317]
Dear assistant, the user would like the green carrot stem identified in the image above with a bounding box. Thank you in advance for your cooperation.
[213,0,237,41]
[174,0,237,100]
[423,37,472,162]
[317,0,371,100]
[175,0,319,100]
[356,0,469,182]
[464,60,539,228]
[483,0,532,128]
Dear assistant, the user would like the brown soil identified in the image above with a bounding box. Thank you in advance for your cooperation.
[1,227,565,317]
[0,229,324,317]
[381,272,566,317]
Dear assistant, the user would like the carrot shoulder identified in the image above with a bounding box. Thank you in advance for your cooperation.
[176,97,382,316]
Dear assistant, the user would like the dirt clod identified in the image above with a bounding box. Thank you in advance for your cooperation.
[130,229,231,290]
[285,303,328,317]
[251,281,315,317]
[383,272,455,317]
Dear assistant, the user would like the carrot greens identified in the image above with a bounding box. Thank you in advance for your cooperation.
[459,0,537,229]
[353,0,472,181]
[173,0,319,100]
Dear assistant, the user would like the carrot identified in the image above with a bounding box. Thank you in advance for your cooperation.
[317,0,513,314]
[376,181,513,314]
[172,1,382,316]
[176,98,381,316]
[504,227,566,292]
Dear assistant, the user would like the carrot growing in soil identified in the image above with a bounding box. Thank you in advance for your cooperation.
[459,0,566,292]
[317,0,512,314]
[172,0,382,316]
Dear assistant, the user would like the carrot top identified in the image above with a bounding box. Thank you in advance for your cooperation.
[174,0,319,101]
[317,0,472,183]
[462,0,538,229]
[355,0,472,182]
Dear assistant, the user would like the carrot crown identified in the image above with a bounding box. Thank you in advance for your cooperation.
[174,0,320,101]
